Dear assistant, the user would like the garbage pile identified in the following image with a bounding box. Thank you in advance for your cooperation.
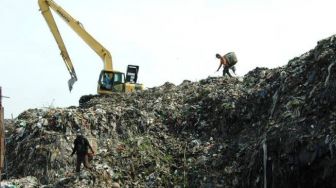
[3,34,336,187]
[0,176,38,188]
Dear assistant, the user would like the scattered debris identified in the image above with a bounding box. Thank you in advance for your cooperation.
[3,35,336,187]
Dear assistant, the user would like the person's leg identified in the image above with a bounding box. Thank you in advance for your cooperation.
[76,156,81,172]
[224,66,232,77]
[76,154,85,172]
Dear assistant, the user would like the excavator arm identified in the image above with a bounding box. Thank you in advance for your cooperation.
[38,0,113,91]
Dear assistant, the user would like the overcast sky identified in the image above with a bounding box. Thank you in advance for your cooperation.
[1,0,336,118]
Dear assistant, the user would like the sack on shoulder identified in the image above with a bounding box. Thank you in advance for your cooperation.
[224,52,237,66]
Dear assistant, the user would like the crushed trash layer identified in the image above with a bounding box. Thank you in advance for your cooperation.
[3,35,336,188]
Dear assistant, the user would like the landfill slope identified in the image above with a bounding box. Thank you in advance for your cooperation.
[4,35,336,188]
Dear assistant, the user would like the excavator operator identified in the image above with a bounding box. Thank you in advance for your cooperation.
[103,73,112,90]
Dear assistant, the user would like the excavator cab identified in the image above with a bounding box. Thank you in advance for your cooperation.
[97,65,143,94]
[98,70,125,94]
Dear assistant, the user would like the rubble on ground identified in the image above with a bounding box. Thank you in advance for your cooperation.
[3,35,336,187]
[0,176,38,188]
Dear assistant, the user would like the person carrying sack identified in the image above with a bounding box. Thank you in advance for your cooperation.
[71,129,95,173]
[215,52,238,77]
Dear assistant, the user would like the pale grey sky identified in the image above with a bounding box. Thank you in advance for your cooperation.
[1,0,336,118]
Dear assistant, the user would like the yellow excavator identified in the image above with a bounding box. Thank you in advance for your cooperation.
[38,0,144,94]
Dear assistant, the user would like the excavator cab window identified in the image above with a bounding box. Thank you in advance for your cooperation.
[111,72,125,92]
[99,71,113,90]
[98,70,125,92]
[112,73,124,84]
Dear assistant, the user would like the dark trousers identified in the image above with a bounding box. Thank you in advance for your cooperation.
[76,153,92,172]
[223,66,232,77]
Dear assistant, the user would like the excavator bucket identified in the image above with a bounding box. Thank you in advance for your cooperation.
[68,76,77,92]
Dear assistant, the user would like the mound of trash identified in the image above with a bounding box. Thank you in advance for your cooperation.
[3,35,336,188]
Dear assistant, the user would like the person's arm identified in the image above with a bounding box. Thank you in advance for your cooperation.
[216,62,223,72]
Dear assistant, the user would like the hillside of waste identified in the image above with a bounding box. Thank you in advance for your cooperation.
[3,34,336,188]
